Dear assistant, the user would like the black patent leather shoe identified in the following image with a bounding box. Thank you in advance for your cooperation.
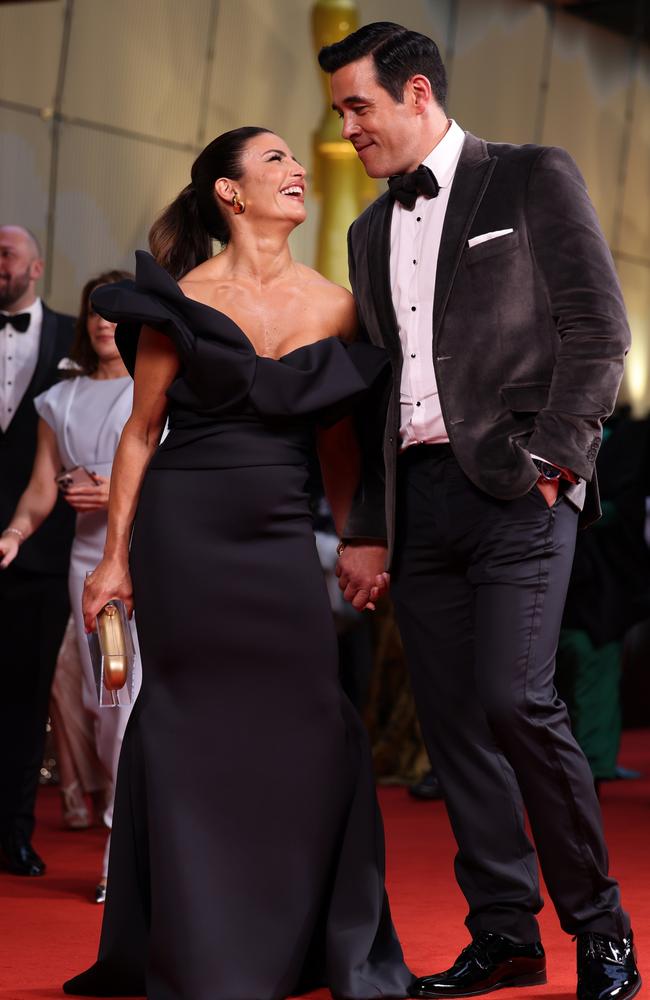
[576,931,641,1000]
[409,931,546,997]
[0,835,46,876]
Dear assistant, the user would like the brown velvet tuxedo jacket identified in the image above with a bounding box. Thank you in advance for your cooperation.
[345,132,631,565]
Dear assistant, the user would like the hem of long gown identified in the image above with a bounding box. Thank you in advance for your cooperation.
[63,965,146,997]
[63,968,412,1000]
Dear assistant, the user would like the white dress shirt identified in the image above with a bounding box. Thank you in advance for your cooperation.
[0,298,42,432]
[390,120,465,449]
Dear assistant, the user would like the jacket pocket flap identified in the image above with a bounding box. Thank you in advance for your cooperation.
[466,229,519,264]
[500,382,550,412]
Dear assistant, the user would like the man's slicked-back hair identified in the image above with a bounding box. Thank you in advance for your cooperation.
[318,21,447,109]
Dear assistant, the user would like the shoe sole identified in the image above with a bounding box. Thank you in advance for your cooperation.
[579,975,643,1000]
[412,970,548,998]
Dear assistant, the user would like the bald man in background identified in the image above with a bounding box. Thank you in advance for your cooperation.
[0,226,75,876]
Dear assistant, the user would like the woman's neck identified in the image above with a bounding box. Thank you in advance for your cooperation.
[93,357,128,380]
[218,228,296,287]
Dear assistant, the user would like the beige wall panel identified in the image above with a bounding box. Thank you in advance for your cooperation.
[618,57,650,260]
[0,109,51,251]
[61,0,213,145]
[49,125,193,314]
[450,0,547,143]
[358,0,452,55]
[205,0,328,272]
[206,0,320,165]
[0,0,65,110]
[542,14,630,243]
[617,260,650,414]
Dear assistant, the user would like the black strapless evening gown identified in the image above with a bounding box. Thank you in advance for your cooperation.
[63,253,412,1000]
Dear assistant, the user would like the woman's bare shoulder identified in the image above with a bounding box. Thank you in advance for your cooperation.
[297,266,358,343]
[178,258,221,300]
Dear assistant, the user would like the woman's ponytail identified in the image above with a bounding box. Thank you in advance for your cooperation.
[148,184,212,281]
[149,126,272,280]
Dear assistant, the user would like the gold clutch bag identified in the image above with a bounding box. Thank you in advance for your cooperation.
[87,599,136,707]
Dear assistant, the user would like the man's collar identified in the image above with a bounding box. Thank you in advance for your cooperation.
[0,297,43,333]
[421,120,465,188]
[0,296,42,319]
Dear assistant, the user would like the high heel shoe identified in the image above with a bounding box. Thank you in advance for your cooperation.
[61,782,90,830]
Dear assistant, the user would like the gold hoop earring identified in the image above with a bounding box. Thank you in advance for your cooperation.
[232,193,245,215]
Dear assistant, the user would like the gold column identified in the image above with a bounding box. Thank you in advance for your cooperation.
[311,0,377,286]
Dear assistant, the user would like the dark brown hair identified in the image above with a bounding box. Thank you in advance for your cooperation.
[68,269,133,377]
[148,126,272,280]
[318,21,447,108]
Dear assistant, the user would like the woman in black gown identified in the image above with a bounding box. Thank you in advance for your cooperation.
[63,126,412,1000]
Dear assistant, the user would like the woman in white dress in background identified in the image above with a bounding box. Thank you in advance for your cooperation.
[0,270,141,901]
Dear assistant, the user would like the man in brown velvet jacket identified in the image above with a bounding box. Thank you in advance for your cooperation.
[319,22,640,1000]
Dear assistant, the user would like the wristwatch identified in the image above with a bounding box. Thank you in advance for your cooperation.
[532,458,563,481]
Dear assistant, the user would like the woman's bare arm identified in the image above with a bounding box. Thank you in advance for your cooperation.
[82,326,179,629]
[0,419,60,568]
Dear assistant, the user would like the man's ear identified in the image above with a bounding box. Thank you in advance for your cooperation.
[408,73,433,114]
[30,257,44,282]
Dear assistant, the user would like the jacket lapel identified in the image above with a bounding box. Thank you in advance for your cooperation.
[22,304,59,403]
[366,195,401,364]
[432,133,496,344]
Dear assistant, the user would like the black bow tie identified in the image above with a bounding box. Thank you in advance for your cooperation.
[0,312,30,333]
[388,164,440,210]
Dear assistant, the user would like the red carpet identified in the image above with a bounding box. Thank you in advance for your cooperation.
[1,731,648,1000]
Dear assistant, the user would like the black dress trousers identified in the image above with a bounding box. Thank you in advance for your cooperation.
[391,446,628,942]
[0,565,70,841]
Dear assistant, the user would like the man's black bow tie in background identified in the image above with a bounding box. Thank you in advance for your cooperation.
[388,164,440,210]
[0,312,30,332]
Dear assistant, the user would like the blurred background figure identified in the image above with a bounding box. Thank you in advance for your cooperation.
[0,225,75,878]
[0,269,141,901]
[49,616,108,831]
[312,486,442,798]
[310,469,375,713]
[556,409,650,786]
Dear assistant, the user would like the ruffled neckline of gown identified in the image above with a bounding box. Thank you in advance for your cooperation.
[92,251,390,420]
[141,252,340,363]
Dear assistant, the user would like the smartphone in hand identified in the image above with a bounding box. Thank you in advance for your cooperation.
[55,466,99,491]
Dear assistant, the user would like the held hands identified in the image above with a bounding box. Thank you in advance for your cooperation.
[63,474,110,513]
[83,556,134,633]
[336,542,390,611]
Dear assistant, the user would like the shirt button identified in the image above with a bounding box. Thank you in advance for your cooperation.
[413,259,417,265]
[411,306,416,312]
[410,353,416,358]
[7,381,11,385]
[416,401,421,407]
[416,216,422,222]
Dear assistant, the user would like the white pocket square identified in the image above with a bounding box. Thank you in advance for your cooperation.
[468,228,514,248]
